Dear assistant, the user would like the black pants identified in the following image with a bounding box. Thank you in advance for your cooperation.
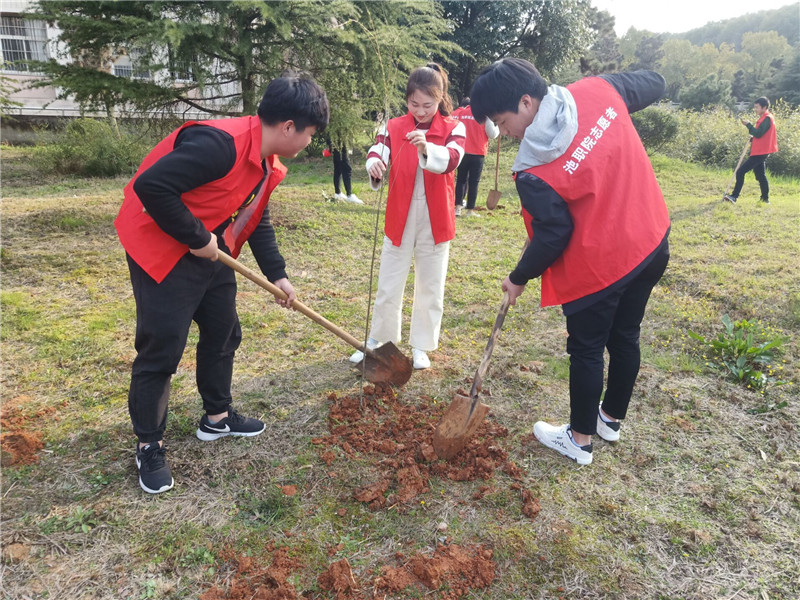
[565,245,669,435]
[333,149,352,195]
[732,154,769,200]
[455,154,485,210]
[127,253,242,443]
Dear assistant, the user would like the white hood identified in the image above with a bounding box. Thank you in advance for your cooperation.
[512,84,579,172]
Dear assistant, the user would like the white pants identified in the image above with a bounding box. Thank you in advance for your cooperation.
[370,168,450,351]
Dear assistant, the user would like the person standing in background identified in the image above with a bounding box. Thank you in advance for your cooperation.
[451,98,499,217]
[724,97,778,204]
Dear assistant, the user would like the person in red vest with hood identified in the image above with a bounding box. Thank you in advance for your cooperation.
[451,97,499,217]
[724,96,778,204]
[470,58,670,466]
[348,63,465,370]
[116,75,329,494]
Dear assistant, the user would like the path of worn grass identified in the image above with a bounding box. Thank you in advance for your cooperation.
[1,146,798,599]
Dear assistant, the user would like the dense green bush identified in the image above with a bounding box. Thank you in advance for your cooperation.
[34,118,151,177]
[631,106,679,154]
[662,102,799,178]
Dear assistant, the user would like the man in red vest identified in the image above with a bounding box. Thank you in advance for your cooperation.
[470,58,670,466]
[116,76,329,493]
[724,96,778,204]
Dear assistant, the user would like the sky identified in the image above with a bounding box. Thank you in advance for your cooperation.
[590,0,798,36]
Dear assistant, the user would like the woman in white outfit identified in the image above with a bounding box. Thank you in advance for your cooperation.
[350,63,465,370]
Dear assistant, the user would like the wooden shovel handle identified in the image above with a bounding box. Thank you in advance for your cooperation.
[216,251,365,351]
[470,291,511,398]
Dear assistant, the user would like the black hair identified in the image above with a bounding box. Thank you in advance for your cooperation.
[469,57,548,123]
[257,75,329,133]
[459,97,470,108]
[755,96,770,109]
[407,63,453,116]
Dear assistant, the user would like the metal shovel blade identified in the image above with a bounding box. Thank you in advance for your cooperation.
[486,189,501,210]
[432,391,490,460]
[358,342,413,387]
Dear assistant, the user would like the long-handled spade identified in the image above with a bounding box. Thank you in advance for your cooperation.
[432,290,511,460]
[217,251,412,386]
[722,139,750,201]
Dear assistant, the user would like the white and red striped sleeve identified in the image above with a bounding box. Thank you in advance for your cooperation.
[420,120,465,174]
[366,125,391,190]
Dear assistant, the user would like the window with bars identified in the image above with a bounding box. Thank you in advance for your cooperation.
[1,15,48,73]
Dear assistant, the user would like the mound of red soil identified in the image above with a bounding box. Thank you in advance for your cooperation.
[313,385,539,518]
[0,396,50,466]
[376,544,495,599]
[199,546,303,600]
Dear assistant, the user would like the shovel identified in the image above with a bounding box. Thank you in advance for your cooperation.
[217,251,412,386]
[722,139,750,200]
[486,138,502,210]
[432,291,511,460]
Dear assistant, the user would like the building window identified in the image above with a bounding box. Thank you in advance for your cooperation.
[0,15,48,73]
[113,64,133,78]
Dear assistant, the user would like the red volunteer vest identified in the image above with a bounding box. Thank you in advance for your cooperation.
[750,111,778,156]
[521,77,670,307]
[452,105,490,155]
[385,113,457,246]
[116,116,286,283]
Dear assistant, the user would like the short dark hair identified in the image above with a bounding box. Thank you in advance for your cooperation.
[459,97,470,108]
[470,58,548,122]
[755,96,770,109]
[257,75,329,132]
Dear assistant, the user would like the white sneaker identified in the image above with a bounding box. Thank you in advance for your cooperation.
[455,205,462,216]
[334,192,347,201]
[533,422,593,465]
[349,337,379,363]
[412,348,430,370]
[596,408,621,442]
[464,209,481,218]
[346,194,363,205]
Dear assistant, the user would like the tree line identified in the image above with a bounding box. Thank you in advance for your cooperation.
[18,1,800,143]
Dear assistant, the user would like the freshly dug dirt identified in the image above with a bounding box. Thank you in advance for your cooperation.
[0,396,49,466]
[374,543,495,599]
[199,546,303,600]
[210,544,495,600]
[313,384,539,517]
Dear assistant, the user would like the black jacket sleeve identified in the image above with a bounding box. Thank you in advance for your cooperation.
[247,204,288,282]
[599,71,666,113]
[132,125,237,249]
[508,171,573,286]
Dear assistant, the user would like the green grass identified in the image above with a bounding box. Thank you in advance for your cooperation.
[1,144,798,599]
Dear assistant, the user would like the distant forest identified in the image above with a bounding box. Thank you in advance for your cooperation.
[677,4,799,49]
[582,3,799,106]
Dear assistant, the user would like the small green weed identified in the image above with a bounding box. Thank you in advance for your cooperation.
[689,315,787,393]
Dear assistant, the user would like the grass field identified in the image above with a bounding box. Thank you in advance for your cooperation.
[1,143,799,599]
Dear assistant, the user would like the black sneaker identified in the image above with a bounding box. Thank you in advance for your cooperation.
[723,194,737,203]
[136,443,174,494]
[760,197,770,204]
[196,408,265,441]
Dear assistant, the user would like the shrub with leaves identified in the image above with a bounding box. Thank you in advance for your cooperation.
[690,315,786,394]
[34,118,151,177]
[662,102,800,177]
[631,106,679,154]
